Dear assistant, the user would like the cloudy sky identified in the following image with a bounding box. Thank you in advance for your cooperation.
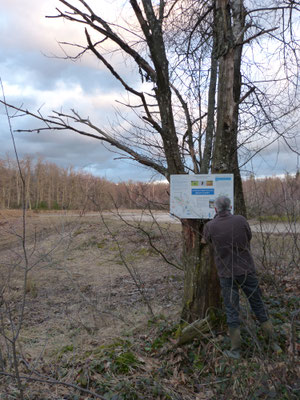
[0,0,299,182]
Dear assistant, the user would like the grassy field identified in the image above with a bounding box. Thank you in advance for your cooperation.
[0,210,299,399]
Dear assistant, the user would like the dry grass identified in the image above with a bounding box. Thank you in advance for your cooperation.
[0,211,299,399]
[0,212,183,396]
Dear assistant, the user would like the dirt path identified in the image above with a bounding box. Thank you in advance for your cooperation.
[34,210,300,234]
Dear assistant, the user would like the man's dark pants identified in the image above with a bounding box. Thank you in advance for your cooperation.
[219,274,269,328]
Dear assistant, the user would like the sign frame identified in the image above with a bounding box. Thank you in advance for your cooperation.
[170,174,234,219]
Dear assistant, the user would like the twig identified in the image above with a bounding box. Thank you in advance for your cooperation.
[100,212,155,317]
[0,371,106,399]
[1,77,26,400]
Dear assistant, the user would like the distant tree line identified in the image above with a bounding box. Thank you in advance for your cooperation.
[0,156,169,211]
[243,172,300,219]
[0,156,299,216]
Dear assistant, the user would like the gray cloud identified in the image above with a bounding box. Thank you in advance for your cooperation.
[0,0,298,183]
[0,0,149,182]
[0,47,125,94]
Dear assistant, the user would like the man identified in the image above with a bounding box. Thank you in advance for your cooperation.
[203,196,280,359]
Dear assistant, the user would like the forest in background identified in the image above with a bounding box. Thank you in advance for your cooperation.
[0,156,169,211]
[0,156,299,217]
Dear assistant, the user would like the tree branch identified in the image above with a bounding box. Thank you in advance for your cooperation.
[85,29,163,135]
[54,0,157,81]
[0,101,169,178]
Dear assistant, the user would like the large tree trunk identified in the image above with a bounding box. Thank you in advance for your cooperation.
[180,0,248,324]
[180,3,222,324]
[212,0,247,216]
[181,219,221,323]
[200,4,218,174]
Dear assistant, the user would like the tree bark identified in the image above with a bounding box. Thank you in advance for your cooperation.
[181,219,221,323]
[212,0,247,216]
[200,4,218,174]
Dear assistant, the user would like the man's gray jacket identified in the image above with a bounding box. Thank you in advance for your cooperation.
[203,210,256,278]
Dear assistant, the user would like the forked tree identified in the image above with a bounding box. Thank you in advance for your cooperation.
[2,0,299,323]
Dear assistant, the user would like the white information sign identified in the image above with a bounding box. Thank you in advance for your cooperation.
[170,174,234,219]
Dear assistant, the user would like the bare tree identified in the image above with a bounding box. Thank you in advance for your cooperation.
[1,0,299,323]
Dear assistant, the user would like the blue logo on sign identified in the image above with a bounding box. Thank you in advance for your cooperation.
[215,177,232,181]
[192,189,214,195]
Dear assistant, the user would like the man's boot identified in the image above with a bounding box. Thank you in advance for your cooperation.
[261,320,282,353]
[224,326,241,359]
